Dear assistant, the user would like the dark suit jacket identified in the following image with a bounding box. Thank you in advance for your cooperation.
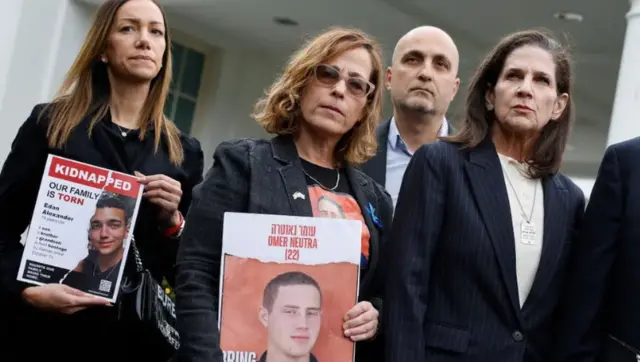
[553,137,640,362]
[382,139,585,362]
[360,118,455,187]
[174,135,393,362]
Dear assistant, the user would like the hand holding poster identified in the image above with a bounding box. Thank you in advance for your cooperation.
[219,212,362,362]
[17,155,143,302]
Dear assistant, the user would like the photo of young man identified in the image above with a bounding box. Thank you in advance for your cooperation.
[258,271,322,362]
[61,191,134,296]
[316,195,347,219]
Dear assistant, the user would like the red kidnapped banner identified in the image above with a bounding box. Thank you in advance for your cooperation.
[48,156,140,198]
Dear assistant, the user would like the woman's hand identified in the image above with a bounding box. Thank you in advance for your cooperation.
[135,171,183,227]
[343,301,379,341]
[21,284,111,314]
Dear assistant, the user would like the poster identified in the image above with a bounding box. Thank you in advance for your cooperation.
[17,154,143,302]
[219,212,362,362]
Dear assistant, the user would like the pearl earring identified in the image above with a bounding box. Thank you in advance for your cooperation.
[486,104,494,111]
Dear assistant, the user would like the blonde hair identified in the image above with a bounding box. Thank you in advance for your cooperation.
[252,27,384,166]
[42,0,184,165]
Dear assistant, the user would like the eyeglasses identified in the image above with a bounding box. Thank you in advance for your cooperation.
[312,64,375,98]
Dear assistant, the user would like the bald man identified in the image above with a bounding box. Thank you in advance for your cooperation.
[361,26,460,207]
[357,26,460,362]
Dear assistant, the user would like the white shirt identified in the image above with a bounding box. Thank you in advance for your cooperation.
[498,153,544,307]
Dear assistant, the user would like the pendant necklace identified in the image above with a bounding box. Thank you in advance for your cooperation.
[503,165,538,245]
[114,123,130,138]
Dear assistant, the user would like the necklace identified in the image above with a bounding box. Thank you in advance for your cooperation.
[502,162,539,245]
[503,168,537,223]
[114,123,130,138]
[301,166,340,191]
[93,261,118,279]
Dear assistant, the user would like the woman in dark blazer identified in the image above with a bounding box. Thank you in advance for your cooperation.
[174,27,393,362]
[382,29,585,362]
[0,1,203,361]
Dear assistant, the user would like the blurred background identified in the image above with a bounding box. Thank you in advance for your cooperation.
[1,0,637,199]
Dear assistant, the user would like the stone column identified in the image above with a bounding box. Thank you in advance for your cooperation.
[607,0,640,146]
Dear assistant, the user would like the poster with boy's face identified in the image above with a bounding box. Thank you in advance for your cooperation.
[59,191,136,299]
[258,271,322,361]
[17,155,142,302]
[219,213,362,362]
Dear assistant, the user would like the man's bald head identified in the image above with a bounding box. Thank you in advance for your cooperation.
[392,26,460,74]
[386,26,460,118]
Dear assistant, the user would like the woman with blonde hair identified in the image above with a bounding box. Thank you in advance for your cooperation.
[174,27,393,362]
[0,0,203,361]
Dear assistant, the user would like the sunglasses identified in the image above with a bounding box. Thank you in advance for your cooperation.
[313,64,375,98]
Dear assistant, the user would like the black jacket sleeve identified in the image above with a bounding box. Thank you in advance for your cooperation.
[158,135,204,285]
[174,139,251,362]
[354,183,393,362]
[552,144,623,362]
[365,183,393,315]
[0,104,50,299]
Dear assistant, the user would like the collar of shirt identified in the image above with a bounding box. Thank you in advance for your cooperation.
[388,116,448,156]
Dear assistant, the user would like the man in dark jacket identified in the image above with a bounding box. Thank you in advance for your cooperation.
[553,137,640,361]
[361,26,459,207]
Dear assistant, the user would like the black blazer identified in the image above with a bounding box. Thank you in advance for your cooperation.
[553,137,640,362]
[174,135,393,362]
[360,118,455,187]
[382,139,585,362]
[0,103,203,361]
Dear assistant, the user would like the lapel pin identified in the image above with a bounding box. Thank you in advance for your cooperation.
[367,203,382,229]
[292,192,305,200]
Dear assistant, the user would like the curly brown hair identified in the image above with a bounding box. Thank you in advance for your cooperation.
[252,27,384,165]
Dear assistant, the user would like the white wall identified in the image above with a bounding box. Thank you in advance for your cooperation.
[0,0,23,114]
[0,0,94,164]
[191,50,283,170]
[165,11,288,170]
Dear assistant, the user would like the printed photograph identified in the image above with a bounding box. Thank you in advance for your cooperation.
[60,191,136,298]
[219,255,359,362]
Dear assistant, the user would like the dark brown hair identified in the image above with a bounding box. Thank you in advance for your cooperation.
[43,0,184,165]
[262,271,322,312]
[445,29,574,179]
[252,27,384,166]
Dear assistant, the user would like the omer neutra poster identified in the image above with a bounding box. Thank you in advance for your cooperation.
[17,155,143,302]
[219,212,362,362]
